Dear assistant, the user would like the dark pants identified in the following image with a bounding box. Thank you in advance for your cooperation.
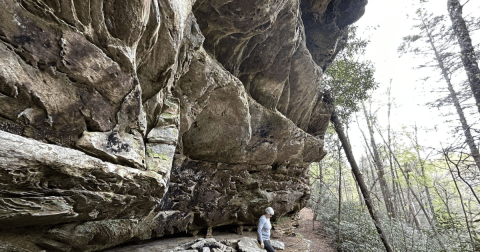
[258,239,276,252]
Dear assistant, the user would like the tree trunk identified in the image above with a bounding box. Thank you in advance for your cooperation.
[447,0,480,114]
[405,164,421,229]
[446,156,475,246]
[313,161,323,231]
[337,145,342,243]
[357,114,381,210]
[394,169,409,221]
[353,170,365,209]
[362,102,395,218]
[412,125,438,225]
[421,15,480,172]
[387,85,399,217]
[330,110,394,252]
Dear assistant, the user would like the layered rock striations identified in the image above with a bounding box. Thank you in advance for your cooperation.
[0,0,366,251]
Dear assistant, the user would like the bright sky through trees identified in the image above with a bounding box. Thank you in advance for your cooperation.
[351,0,480,156]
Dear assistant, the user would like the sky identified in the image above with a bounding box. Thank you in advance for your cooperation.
[348,0,480,158]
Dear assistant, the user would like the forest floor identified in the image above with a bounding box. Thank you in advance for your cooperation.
[274,208,337,252]
[105,208,337,252]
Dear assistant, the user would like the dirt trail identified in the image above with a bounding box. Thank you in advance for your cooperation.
[105,208,336,252]
[274,208,336,252]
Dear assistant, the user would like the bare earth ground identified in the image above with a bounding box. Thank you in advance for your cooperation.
[104,208,336,252]
[274,208,337,252]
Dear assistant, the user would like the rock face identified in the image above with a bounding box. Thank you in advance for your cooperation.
[0,0,366,251]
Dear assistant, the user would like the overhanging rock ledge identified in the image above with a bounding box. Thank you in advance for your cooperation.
[0,0,366,251]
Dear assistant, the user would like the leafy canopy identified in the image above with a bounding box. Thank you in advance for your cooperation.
[324,26,378,123]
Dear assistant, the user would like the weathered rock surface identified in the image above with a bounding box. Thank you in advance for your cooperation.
[238,237,267,252]
[0,0,367,251]
[0,131,167,251]
[270,240,286,250]
[301,0,367,70]
[192,0,346,134]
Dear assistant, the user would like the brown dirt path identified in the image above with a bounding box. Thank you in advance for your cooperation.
[274,208,337,252]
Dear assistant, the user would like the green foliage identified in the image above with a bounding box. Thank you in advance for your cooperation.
[435,208,463,230]
[324,26,378,122]
[310,132,479,251]
[311,189,476,251]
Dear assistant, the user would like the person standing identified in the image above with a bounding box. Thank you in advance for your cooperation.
[257,207,276,252]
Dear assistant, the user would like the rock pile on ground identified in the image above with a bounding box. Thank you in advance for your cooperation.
[164,237,284,252]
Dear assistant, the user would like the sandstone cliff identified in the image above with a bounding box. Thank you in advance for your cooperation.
[0,0,366,251]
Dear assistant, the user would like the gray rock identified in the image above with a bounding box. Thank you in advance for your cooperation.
[146,143,176,176]
[192,0,347,135]
[0,0,366,250]
[270,240,285,250]
[302,0,367,70]
[146,95,180,176]
[237,237,266,252]
[147,126,179,145]
[304,238,311,252]
[190,238,215,249]
[189,238,228,251]
[221,239,240,247]
[76,129,146,169]
[0,130,166,250]
[0,196,77,227]
[167,49,326,233]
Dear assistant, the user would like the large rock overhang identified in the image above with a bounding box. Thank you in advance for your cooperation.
[0,0,366,251]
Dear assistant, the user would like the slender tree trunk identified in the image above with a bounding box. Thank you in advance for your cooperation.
[447,0,480,114]
[446,156,475,246]
[433,184,457,229]
[313,162,323,231]
[399,163,446,250]
[330,110,394,252]
[357,114,382,210]
[387,84,399,217]
[405,164,421,229]
[412,125,438,225]
[353,170,365,209]
[395,169,409,221]
[362,102,395,218]
[337,144,342,243]
[309,174,318,232]
[367,158,380,209]
[310,183,315,231]
[421,16,480,172]
[468,196,473,228]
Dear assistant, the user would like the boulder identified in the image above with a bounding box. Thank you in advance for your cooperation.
[270,240,285,250]
[238,237,266,252]
[0,130,167,251]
